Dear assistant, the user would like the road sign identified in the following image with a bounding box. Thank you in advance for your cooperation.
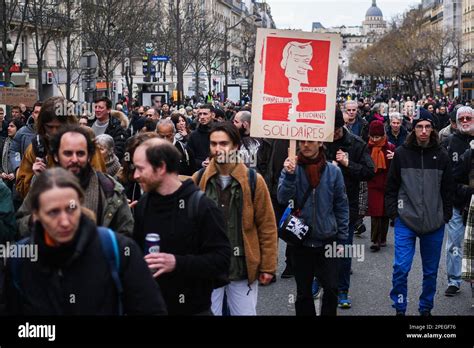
[145,43,154,53]
[151,55,170,62]
[80,51,98,70]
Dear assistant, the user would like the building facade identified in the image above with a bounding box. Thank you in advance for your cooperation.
[312,0,387,92]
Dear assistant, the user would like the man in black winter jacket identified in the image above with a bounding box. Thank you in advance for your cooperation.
[133,138,231,315]
[385,108,454,315]
[441,106,473,296]
[323,110,375,309]
[187,104,215,168]
[92,97,127,161]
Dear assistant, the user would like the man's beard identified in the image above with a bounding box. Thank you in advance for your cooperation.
[70,163,93,189]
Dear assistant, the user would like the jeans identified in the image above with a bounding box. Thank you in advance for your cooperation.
[293,244,338,316]
[446,208,464,288]
[338,224,355,292]
[390,218,444,313]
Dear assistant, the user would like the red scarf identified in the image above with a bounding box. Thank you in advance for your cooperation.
[297,151,326,188]
[368,136,387,172]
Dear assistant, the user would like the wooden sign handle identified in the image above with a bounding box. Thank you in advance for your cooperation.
[288,140,297,160]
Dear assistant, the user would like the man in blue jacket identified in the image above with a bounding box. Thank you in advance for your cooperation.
[278,140,349,316]
[385,108,454,316]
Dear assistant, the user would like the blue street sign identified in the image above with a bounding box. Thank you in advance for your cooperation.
[151,55,170,62]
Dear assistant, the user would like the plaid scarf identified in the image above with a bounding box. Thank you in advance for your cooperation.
[1,137,12,174]
[462,152,474,281]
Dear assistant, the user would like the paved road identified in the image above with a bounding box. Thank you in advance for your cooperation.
[257,217,474,316]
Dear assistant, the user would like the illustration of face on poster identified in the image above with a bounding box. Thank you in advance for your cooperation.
[282,42,313,85]
[263,37,330,124]
[251,29,341,142]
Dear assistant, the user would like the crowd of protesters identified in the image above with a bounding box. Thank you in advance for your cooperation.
[0,91,473,317]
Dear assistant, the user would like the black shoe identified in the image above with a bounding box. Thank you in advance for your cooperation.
[445,285,460,297]
[281,267,294,279]
[420,310,431,316]
[354,223,366,235]
[396,311,405,316]
[370,244,380,251]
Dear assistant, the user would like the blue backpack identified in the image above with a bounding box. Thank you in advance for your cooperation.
[10,227,124,315]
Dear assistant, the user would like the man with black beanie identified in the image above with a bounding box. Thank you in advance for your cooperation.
[385,107,454,315]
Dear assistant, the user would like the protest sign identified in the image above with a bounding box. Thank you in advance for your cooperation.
[0,88,38,107]
[251,29,341,143]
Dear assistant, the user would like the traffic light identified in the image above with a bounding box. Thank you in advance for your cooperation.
[46,71,53,84]
[439,74,445,86]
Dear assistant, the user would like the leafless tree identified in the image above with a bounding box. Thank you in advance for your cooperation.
[81,0,151,98]
[0,0,30,87]
[26,0,68,100]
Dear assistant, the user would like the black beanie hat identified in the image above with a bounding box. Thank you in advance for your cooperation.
[334,109,345,129]
[413,107,433,127]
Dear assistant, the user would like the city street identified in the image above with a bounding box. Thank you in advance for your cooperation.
[258,218,474,316]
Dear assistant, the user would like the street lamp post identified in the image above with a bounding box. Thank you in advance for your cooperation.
[224,14,261,100]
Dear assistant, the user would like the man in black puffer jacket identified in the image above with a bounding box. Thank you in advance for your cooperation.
[441,106,474,297]
[187,104,215,169]
[385,108,454,315]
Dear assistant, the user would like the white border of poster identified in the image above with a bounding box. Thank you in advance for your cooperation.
[226,85,241,104]
[250,29,341,142]
[142,92,169,107]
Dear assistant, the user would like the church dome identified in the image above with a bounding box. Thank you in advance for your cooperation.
[366,0,383,18]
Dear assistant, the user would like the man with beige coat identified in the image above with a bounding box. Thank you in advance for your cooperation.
[193,122,278,315]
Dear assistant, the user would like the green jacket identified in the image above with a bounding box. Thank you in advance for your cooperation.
[205,175,247,281]
[16,171,134,237]
[0,180,17,242]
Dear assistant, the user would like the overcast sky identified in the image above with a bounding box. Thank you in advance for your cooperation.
[265,0,422,31]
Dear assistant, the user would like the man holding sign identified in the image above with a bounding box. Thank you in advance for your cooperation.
[278,137,349,316]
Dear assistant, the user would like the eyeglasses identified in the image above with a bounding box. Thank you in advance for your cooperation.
[346,109,357,112]
[415,124,432,130]
[458,116,472,122]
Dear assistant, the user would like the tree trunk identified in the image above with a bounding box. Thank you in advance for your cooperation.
[105,61,110,98]
[194,62,200,98]
[66,33,72,100]
[37,59,44,100]
[207,68,212,95]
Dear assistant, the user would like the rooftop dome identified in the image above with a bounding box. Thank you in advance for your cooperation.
[366,0,383,18]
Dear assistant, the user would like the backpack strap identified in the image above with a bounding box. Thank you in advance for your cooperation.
[248,168,256,203]
[187,190,205,221]
[97,227,124,316]
[196,167,205,186]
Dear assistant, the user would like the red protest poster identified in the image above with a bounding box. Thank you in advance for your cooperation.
[251,29,341,142]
